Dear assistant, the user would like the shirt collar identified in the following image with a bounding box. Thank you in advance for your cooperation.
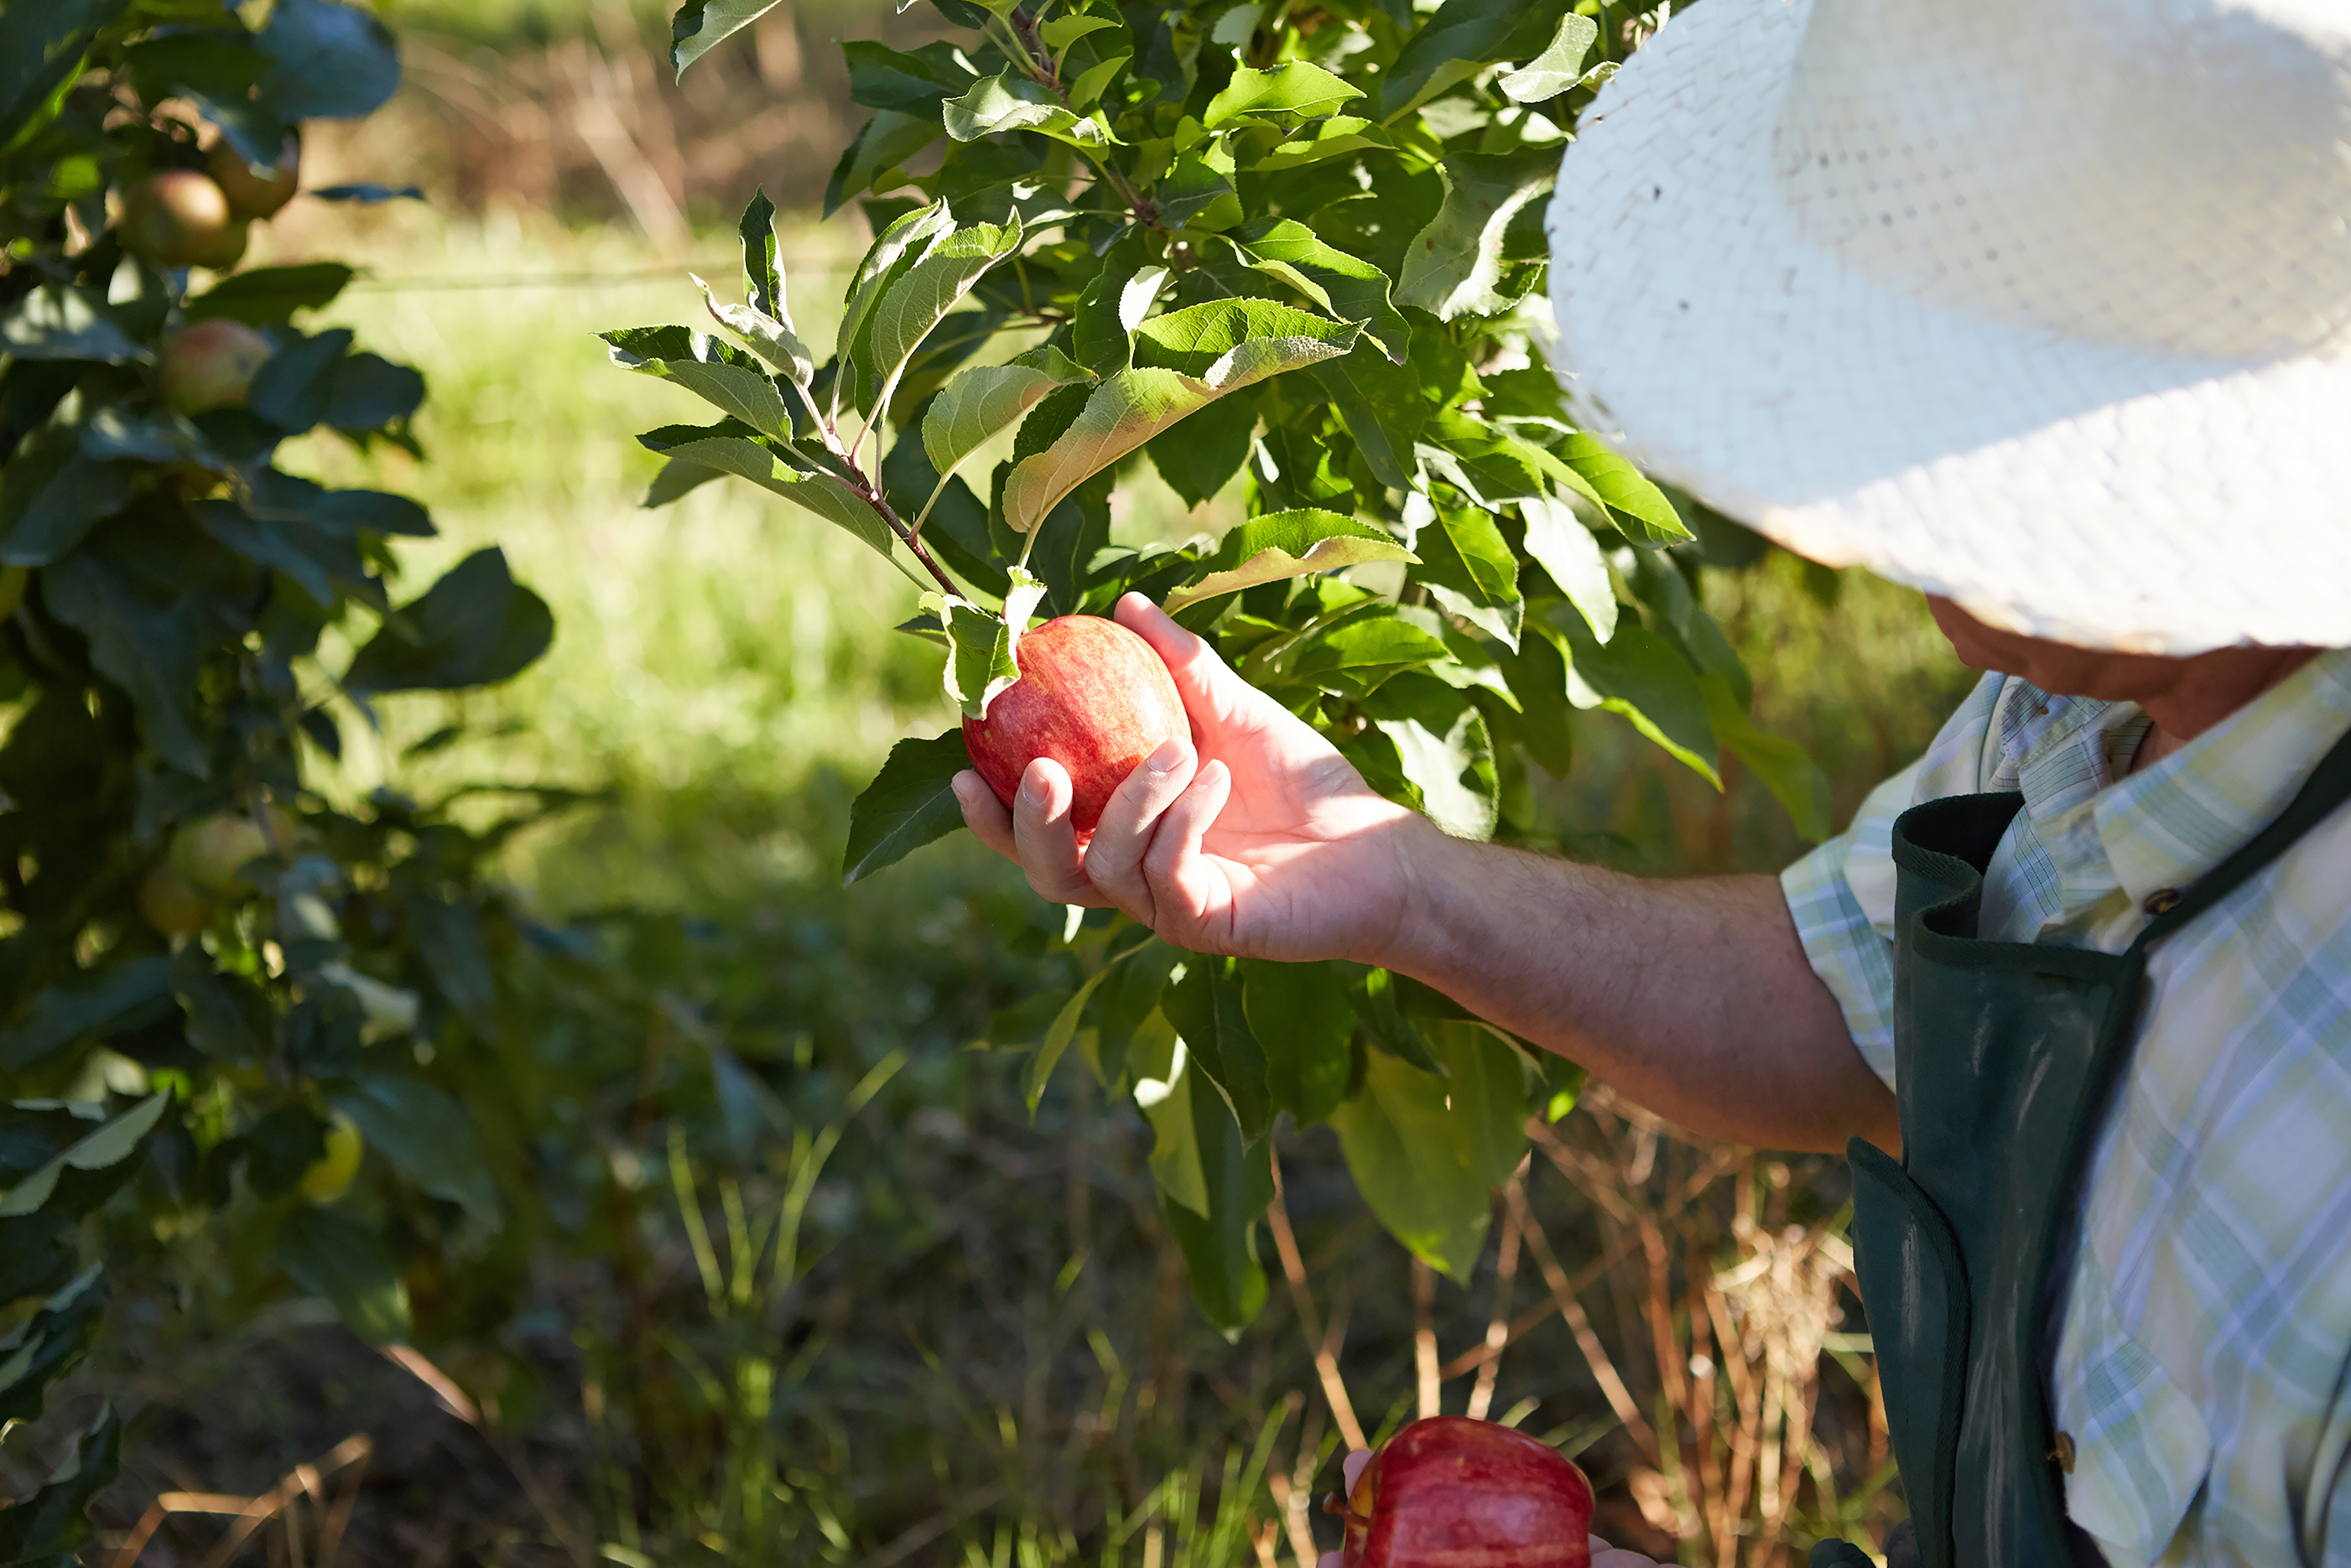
[2092,647,2351,911]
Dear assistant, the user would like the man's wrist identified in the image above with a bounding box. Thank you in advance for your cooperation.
[1358,817,1491,979]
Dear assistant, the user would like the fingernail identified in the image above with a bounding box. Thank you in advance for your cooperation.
[1146,738,1186,774]
[1020,775,1048,808]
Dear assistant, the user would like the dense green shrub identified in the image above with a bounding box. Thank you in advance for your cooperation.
[0,2,555,1551]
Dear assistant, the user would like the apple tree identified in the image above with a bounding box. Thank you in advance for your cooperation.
[0,0,556,1548]
[614,0,1827,1334]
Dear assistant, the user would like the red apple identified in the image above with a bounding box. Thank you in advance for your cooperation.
[121,171,234,268]
[1341,1417,1594,1568]
[962,614,1188,838]
[157,319,273,415]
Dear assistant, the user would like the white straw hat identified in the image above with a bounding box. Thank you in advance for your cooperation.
[1543,0,2351,655]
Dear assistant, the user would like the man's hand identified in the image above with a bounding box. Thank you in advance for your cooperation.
[953,592,1435,965]
[1309,1449,1662,1568]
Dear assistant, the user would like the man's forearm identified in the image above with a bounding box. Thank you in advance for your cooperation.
[1377,828,1898,1154]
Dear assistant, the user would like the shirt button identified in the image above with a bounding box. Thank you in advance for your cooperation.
[2048,1432,2077,1473]
[2143,888,2183,917]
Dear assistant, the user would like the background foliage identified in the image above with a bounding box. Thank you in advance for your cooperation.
[1,0,1976,1563]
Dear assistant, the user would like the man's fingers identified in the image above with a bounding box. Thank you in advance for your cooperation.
[1009,758,1100,905]
[1116,592,1262,731]
[1083,736,1198,924]
[1340,1449,1373,1494]
[1143,758,1235,924]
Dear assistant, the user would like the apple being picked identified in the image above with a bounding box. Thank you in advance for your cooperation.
[962,614,1188,840]
[1339,1417,1594,1568]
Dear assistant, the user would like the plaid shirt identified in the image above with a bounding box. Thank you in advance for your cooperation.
[1782,649,2351,1567]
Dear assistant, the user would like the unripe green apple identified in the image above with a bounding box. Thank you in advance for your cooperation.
[961,614,1188,840]
[120,170,234,268]
[156,319,273,415]
[298,1111,364,1204]
[138,862,216,938]
[1341,1417,1595,1568]
[206,134,300,220]
[169,808,293,897]
[195,217,250,271]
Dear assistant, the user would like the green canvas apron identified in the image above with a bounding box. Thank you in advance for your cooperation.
[1810,728,2351,1568]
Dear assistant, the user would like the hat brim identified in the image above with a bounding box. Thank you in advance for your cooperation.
[1543,0,2351,655]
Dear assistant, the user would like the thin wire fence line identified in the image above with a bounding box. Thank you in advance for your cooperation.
[340,263,858,292]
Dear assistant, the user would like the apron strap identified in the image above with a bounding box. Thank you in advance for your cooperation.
[2133,719,2351,949]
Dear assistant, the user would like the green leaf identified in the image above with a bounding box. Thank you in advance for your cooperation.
[699,279,814,391]
[1289,613,1448,700]
[1520,494,1617,643]
[40,556,208,774]
[1003,306,1359,532]
[1547,611,1720,787]
[1700,673,1833,842]
[1305,342,1424,494]
[0,1266,106,1429]
[1363,673,1498,841]
[1398,150,1557,322]
[1558,433,1691,546]
[853,217,1024,421]
[1413,500,1522,649]
[1162,956,1272,1144]
[1203,61,1364,127]
[0,1405,119,1566]
[0,425,131,567]
[0,0,122,154]
[843,730,978,883]
[925,569,1046,719]
[1498,12,1598,101]
[327,1073,498,1225]
[602,324,794,441]
[1132,1016,1206,1216]
[1024,959,1121,1114]
[1163,508,1411,612]
[1377,0,1568,120]
[943,70,1104,146]
[0,286,146,364]
[186,264,356,325]
[275,1206,411,1343]
[257,0,400,121]
[1040,13,1121,51]
[1327,1021,1529,1281]
[0,1092,169,1217]
[923,349,1091,484]
[1158,1063,1273,1337]
[1242,115,1392,175]
[1231,220,1409,362]
[836,201,955,409]
[1238,959,1352,1127]
[1345,966,1443,1074]
[825,109,943,217]
[670,0,783,77]
[1070,230,1163,376]
[344,547,553,697]
[843,40,972,113]
[1142,384,1257,510]
[634,426,898,559]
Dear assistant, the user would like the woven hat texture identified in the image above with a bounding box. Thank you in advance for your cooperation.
[1544,0,2351,654]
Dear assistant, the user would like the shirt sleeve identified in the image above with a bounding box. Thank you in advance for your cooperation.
[1780,760,1926,1090]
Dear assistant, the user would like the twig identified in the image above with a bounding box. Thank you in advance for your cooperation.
[1411,1258,1439,1421]
[1465,1164,1528,1421]
[1267,1158,1367,1452]
[1509,1187,1657,1457]
[383,1345,595,1568]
